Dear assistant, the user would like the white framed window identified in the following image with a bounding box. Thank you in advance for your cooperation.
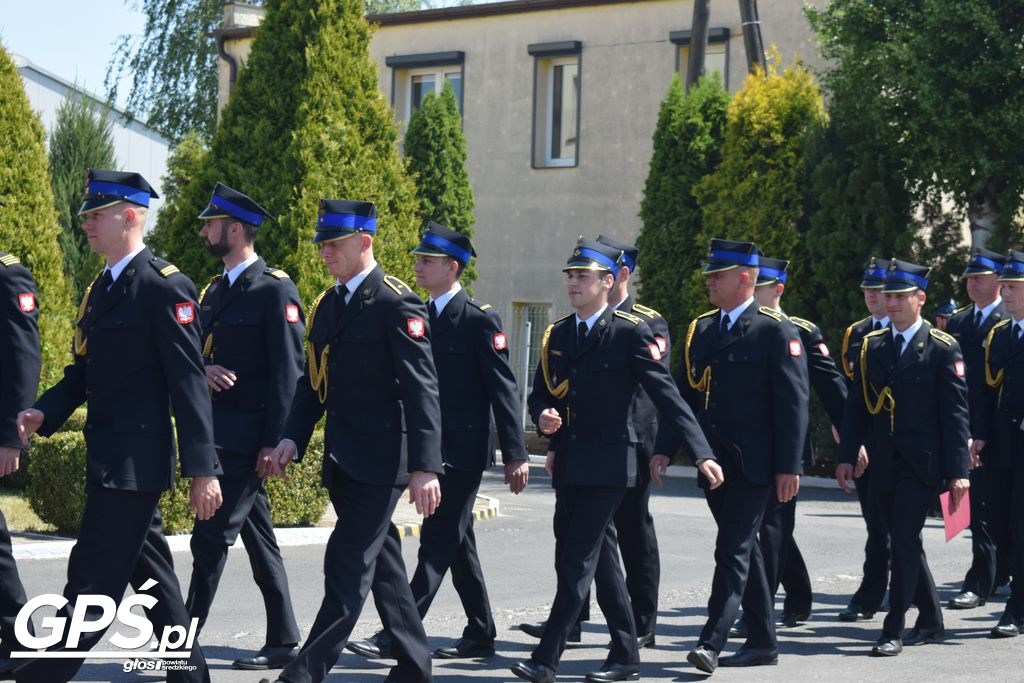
[385,51,465,126]
[407,67,463,119]
[678,42,728,88]
[530,44,581,169]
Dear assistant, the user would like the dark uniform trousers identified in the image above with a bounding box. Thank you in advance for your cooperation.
[974,319,1024,620]
[16,250,218,683]
[186,261,304,647]
[530,306,712,671]
[747,315,847,618]
[659,303,809,654]
[842,317,892,612]
[0,255,40,658]
[369,289,526,645]
[946,303,1009,597]
[609,455,660,635]
[840,322,970,638]
[275,266,443,683]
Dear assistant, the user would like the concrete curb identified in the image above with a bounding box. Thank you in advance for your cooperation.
[526,454,839,490]
[13,494,504,560]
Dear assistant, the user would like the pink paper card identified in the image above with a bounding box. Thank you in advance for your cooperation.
[940,490,971,542]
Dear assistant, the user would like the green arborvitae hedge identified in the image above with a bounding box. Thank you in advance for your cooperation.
[155,0,421,306]
[403,81,477,287]
[636,74,728,369]
[26,423,328,536]
[48,94,116,304]
[0,45,75,390]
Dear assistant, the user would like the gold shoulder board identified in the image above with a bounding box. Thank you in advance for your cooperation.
[268,268,290,280]
[632,303,660,319]
[479,303,492,311]
[383,274,411,295]
[929,328,955,346]
[614,310,642,325]
[954,303,973,315]
[0,253,19,267]
[789,316,815,333]
[758,306,785,321]
[157,264,180,278]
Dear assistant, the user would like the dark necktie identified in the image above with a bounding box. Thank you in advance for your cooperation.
[1015,324,1023,348]
[334,284,349,322]
[894,333,904,356]
[720,313,731,336]
[429,300,439,323]
[218,274,231,305]
[872,320,882,332]
[92,270,114,310]
[975,310,984,330]
[577,321,588,351]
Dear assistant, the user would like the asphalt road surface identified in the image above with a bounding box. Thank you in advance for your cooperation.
[14,466,1023,681]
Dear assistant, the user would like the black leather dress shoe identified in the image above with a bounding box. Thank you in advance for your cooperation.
[232,645,297,670]
[948,591,985,609]
[990,614,1023,638]
[520,620,581,643]
[585,662,640,681]
[729,614,748,638]
[606,632,656,650]
[686,645,718,674]
[905,625,945,646]
[838,604,875,622]
[778,610,810,628]
[871,636,902,657]
[432,637,496,659]
[511,659,556,682]
[346,631,393,659]
[719,647,778,667]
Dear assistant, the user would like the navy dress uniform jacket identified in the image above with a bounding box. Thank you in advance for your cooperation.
[945,302,1007,439]
[431,288,527,471]
[0,255,40,448]
[839,323,970,487]
[789,316,847,467]
[199,259,305,460]
[975,320,1024,469]
[528,306,712,488]
[35,248,222,489]
[841,316,880,382]
[619,296,670,457]
[285,265,443,485]
[658,304,809,486]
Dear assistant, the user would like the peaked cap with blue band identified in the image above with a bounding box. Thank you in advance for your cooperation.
[79,169,158,215]
[702,238,760,274]
[860,256,891,289]
[999,249,1024,282]
[962,246,1006,278]
[596,234,638,273]
[411,221,476,264]
[932,298,958,318]
[314,199,377,243]
[883,258,930,293]
[563,237,624,274]
[198,182,273,227]
[755,256,788,286]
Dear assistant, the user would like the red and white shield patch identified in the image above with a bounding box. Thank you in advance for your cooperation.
[788,340,802,357]
[648,343,663,361]
[176,302,195,324]
[17,293,35,313]
[407,317,425,338]
[493,332,507,351]
[954,360,966,378]
[655,336,668,354]
[286,304,300,323]
[818,342,830,357]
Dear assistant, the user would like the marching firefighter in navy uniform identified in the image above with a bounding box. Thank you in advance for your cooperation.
[652,239,809,674]
[15,169,223,683]
[0,248,40,678]
[186,183,303,670]
[973,250,1024,638]
[517,233,671,650]
[944,247,1008,610]
[836,257,893,623]
[731,257,847,636]
[513,239,717,683]
[348,221,529,661]
[260,199,443,683]
[837,258,970,657]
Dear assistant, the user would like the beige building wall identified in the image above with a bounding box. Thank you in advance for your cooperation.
[216,0,825,382]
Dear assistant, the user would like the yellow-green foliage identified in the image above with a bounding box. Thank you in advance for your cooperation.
[694,51,826,315]
[0,45,75,389]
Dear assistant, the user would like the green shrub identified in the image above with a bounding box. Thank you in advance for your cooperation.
[26,428,329,536]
